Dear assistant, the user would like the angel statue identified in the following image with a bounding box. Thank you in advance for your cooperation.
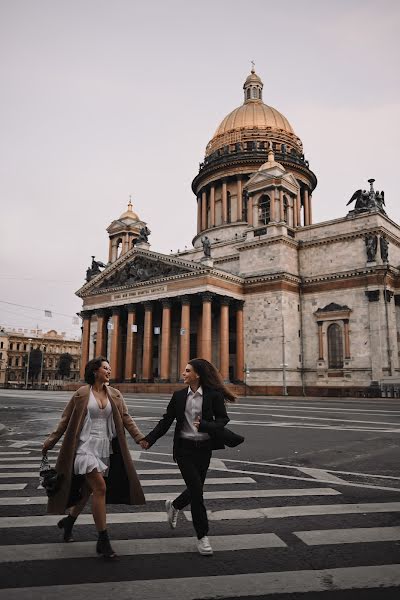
[86,256,106,282]
[346,189,370,212]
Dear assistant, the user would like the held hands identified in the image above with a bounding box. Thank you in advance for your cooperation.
[139,439,149,450]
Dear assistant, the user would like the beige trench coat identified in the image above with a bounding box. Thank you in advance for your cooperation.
[43,385,146,515]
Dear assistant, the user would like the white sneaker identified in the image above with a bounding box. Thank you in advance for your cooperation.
[197,536,213,555]
[165,499,179,529]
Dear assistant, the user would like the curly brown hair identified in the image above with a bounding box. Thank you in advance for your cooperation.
[188,358,236,403]
[84,356,109,385]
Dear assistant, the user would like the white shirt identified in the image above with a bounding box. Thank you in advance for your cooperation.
[180,386,209,441]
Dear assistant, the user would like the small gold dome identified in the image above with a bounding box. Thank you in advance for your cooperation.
[119,199,139,221]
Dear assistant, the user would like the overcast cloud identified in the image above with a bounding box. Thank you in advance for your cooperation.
[0,0,399,336]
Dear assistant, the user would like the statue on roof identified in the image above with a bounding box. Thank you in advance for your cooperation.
[137,225,151,244]
[86,256,106,282]
[347,179,386,215]
[201,235,211,258]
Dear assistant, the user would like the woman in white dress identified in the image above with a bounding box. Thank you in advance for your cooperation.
[42,357,146,559]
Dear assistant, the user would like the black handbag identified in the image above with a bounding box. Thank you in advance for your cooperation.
[39,454,63,497]
[223,427,245,448]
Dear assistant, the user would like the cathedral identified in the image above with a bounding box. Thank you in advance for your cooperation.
[76,68,400,397]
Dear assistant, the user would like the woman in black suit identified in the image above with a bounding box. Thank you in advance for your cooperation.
[139,358,236,555]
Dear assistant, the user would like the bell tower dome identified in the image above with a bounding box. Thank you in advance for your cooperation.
[106,199,149,262]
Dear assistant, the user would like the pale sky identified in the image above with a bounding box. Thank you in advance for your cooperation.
[1,0,399,337]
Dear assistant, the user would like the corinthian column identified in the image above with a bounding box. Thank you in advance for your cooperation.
[219,297,230,381]
[201,292,213,361]
[235,301,244,382]
[142,302,153,382]
[80,311,92,380]
[109,308,120,382]
[179,296,191,377]
[95,309,108,356]
[160,300,172,382]
[236,177,243,222]
[124,305,137,382]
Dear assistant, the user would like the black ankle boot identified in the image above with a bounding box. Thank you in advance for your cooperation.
[96,529,117,559]
[57,514,76,542]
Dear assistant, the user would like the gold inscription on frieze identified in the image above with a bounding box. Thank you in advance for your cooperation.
[112,285,167,300]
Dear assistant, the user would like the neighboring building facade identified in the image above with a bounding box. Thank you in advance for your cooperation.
[76,69,400,396]
[0,327,81,387]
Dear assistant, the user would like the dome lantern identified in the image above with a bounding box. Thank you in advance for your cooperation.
[243,63,263,103]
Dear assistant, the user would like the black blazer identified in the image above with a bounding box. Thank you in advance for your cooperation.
[145,387,229,459]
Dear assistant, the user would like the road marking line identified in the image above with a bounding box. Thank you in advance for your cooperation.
[0,533,286,563]
[0,484,27,490]
[296,468,348,485]
[0,565,399,599]
[294,526,400,545]
[0,452,31,456]
[0,487,341,506]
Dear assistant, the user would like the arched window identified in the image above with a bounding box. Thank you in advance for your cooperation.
[246,88,251,100]
[116,238,123,259]
[252,87,258,99]
[259,195,270,225]
[327,323,344,368]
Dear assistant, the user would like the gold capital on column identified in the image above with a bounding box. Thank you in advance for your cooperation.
[219,297,230,381]
[80,311,92,380]
[160,300,172,382]
[110,308,120,382]
[142,302,153,381]
[235,301,244,382]
[179,296,191,376]
[124,305,137,382]
[201,293,213,361]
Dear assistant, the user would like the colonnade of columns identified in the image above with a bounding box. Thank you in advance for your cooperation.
[80,295,245,383]
[197,178,313,232]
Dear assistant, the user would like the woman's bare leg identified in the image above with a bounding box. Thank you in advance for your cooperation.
[85,470,107,531]
[69,481,92,519]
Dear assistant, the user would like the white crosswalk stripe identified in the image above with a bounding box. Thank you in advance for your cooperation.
[0,442,399,597]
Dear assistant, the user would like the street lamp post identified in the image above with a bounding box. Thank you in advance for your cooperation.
[25,338,32,389]
[280,311,288,396]
[38,344,46,389]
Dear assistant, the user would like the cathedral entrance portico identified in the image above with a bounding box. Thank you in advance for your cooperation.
[81,292,245,385]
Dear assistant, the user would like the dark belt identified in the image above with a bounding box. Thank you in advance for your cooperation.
[179,437,211,449]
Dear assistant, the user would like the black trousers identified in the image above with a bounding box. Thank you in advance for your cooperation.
[173,440,212,540]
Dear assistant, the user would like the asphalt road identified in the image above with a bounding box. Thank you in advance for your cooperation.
[0,390,399,599]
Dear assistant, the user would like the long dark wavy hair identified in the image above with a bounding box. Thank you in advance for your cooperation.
[188,358,236,403]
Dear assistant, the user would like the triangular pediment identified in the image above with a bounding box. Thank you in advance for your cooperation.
[76,248,207,297]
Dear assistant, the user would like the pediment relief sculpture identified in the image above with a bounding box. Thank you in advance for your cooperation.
[316,302,351,313]
[99,256,192,289]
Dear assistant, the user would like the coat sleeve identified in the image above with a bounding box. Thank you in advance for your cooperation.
[42,394,76,451]
[120,394,146,443]
[198,391,230,433]
[145,393,177,447]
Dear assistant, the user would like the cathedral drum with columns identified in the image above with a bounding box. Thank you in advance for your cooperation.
[76,68,400,397]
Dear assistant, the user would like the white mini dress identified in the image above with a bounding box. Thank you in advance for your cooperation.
[74,389,116,476]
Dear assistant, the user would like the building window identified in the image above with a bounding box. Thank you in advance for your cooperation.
[259,195,271,225]
[327,323,344,369]
[10,343,13,350]
[16,343,20,350]
[246,88,251,100]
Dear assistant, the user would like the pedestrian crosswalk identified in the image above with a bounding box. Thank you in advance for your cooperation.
[0,442,399,598]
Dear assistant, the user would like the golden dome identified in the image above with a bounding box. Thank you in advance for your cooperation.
[205,68,300,157]
[119,199,139,221]
[214,102,294,137]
